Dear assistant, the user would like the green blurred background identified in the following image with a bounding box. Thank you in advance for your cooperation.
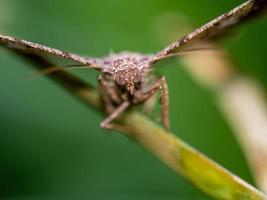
[0,0,267,199]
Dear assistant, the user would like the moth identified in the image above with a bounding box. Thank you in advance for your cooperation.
[0,0,266,132]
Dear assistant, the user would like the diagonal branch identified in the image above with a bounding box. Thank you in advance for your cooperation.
[12,51,267,200]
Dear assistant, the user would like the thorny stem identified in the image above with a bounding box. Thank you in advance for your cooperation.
[14,52,267,200]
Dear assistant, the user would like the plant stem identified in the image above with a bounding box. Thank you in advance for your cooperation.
[124,113,266,199]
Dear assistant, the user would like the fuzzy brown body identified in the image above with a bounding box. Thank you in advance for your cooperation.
[96,52,170,131]
[99,52,151,106]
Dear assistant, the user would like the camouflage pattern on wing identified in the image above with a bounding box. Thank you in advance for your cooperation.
[150,0,267,63]
[0,34,102,69]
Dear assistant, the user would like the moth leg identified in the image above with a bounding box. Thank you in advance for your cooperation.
[142,73,158,114]
[98,75,121,105]
[100,101,130,132]
[159,77,170,132]
[98,76,115,114]
[143,94,157,114]
[136,77,170,132]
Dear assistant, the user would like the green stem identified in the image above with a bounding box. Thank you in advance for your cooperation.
[124,113,266,199]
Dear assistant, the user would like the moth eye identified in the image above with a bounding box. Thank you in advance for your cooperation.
[115,73,126,85]
[119,78,127,85]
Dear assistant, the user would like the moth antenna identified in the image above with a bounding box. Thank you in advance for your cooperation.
[170,46,224,56]
[141,46,222,68]
[29,64,90,79]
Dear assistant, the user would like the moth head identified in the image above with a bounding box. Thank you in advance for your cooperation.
[113,60,142,95]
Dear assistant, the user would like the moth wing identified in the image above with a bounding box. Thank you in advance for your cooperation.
[150,0,267,63]
[0,34,103,70]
